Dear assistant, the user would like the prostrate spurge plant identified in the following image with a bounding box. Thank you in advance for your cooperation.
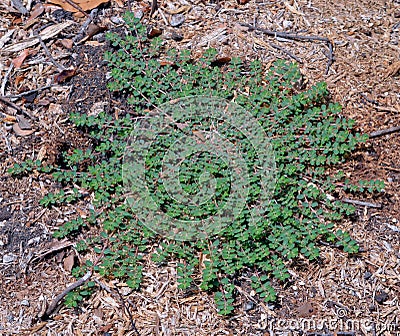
[18,12,383,314]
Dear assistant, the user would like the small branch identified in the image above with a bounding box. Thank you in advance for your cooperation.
[269,42,302,63]
[73,9,98,43]
[240,22,334,74]
[342,198,382,209]
[63,0,89,17]
[360,93,398,113]
[150,0,158,17]
[93,278,140,335]
[5,84,53,100]
[35,34,66,71]
[0,95,36,120]
[1,63,14,96]
[369,126,400,138]
[41,271,92,319]
[114,286,140,335]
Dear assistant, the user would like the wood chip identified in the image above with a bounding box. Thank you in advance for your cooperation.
[2,21,74,53]
[385,61,400,77]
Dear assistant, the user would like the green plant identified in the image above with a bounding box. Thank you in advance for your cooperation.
[8,159,52,176]
[36,12,383,314]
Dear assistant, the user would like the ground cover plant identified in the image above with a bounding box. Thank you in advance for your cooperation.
[9,11,383,314]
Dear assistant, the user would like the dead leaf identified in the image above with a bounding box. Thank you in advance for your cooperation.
[12,17,23,25]
[284,1,305,16]
[48,0,109,12]
[37,145,47,162]
[13,123,35,136]
[27,3,44,23]
[2,21,73,53]
[211,56,231,66]
[12,49,30,68]
[14,75,25,86]
[1,114,17,123]
[63,253,75,272]
[163,5,191,14]
[0,29,16,49]
[86,24,107,39]
[21,321,47,333]
[148,27,162,38]
[21,91,37,103]
[16,115,32,130]
[296,302,315,317]
[159,60,174,66]
[385,61,400,78]
[54,68,76,83]
[192,130,206,142]
[59,39,73,49]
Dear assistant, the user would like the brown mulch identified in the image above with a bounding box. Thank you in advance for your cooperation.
[1,0,400,335]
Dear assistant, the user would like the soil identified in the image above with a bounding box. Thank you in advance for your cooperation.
[1,0,400,335]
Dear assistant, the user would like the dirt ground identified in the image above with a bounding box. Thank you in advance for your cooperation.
[1,0,400,335]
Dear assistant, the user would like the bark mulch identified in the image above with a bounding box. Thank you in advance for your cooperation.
[1,0,400,335]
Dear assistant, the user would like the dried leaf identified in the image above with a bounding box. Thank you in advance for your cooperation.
[14,75,25,86]
[86,24,107,39]
[159,60,174,66]
[12,17,23,25]
[16,115,32,130]
[48,0,109,12]
[13,123,35,136]
[12,49,30,68]
[284,1,305,16]
[296,302,315,317]
[211,56,231,66]
[0,29,15,49]
[2,21,73,53]
[21,91,37,103]
[59,39,73,49]
[163,5,191,14]
[385,61,400,78]
[169,14,185,27]
[37,145,47,162]
[54,68,76,83]
[1,114,17,123]
[63,253,75,272]
[148,27,162,38]
[27,3,44,23]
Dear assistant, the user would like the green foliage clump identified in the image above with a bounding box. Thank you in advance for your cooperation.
[29,12,383,314]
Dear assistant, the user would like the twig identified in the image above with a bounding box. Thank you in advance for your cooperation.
[35,34,66,71]
[63,0,89,17]
[41,271,92,319]
[114,286,140,335]
[360,93,398,113]
[25,240,74,273]
[93,278,140,335]
[5,84,53,100]
[150,0,157,17]
[342,198,382,209]
[0,127,12,153]
[369,126,400,138]
[1,63,14,96]
[0,95,36,120]
[73,9,98,43]
[240,22,334,74]
[269,42,302,63]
